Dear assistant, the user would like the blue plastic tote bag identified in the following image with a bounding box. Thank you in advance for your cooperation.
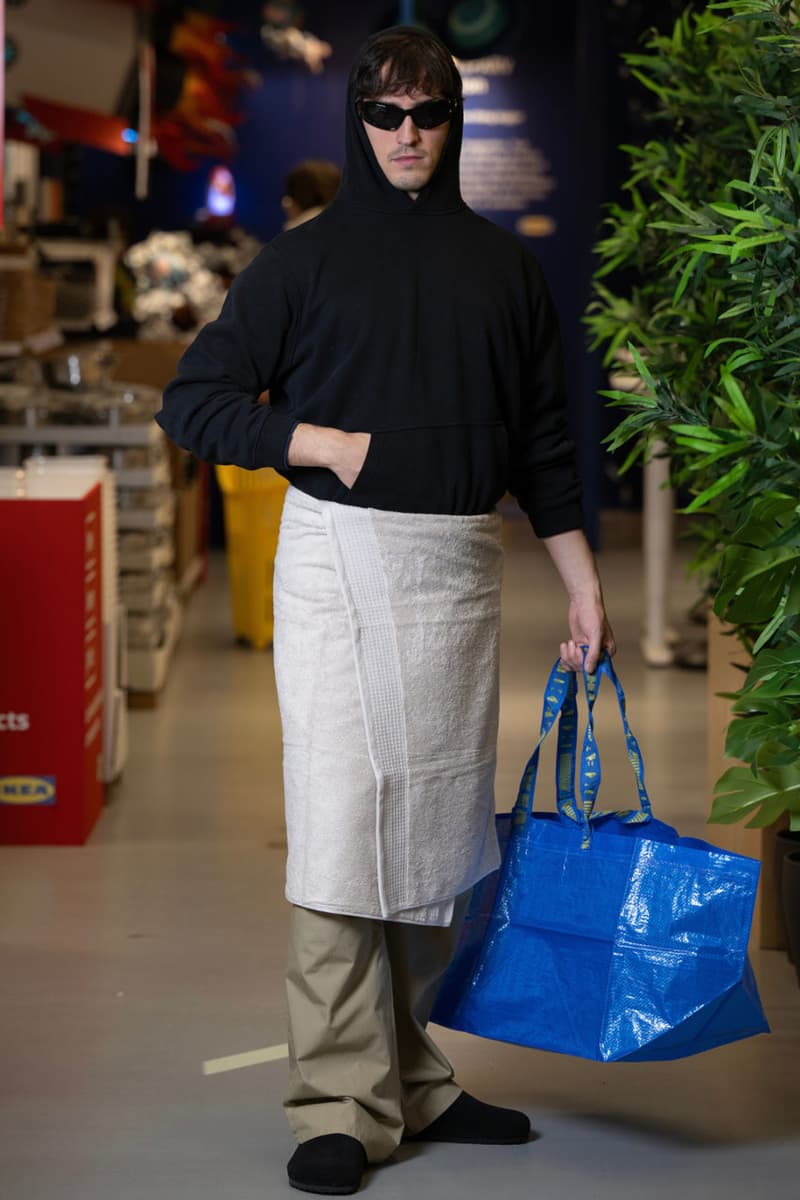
[432,656,769,1062]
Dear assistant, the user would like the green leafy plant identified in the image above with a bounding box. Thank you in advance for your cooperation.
[586,0,800,831]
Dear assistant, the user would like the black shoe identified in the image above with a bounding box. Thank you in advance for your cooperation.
[287,1134,368,1195]
[404,1091,531,1145]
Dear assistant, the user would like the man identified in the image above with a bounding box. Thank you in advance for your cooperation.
[280,158,341,230]
[157,25,614,1197]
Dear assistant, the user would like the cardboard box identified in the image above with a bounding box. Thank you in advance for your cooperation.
[0,270,57,341]
[174,474,202,586]
[108,338,187,390]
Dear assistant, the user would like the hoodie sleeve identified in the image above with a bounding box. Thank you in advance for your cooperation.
[155,245,299,469]
[507,256,585,538]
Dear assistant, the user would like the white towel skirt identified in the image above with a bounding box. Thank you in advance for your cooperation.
[273,486,504,926]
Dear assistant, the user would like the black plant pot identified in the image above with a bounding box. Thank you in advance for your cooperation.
[780,851,800,988]
[775,830,800,962]
[772,830,800,960]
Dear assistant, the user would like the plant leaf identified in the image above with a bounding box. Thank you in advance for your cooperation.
[720,369,757,431]
[711,763,800,827]
[681,459,749,513]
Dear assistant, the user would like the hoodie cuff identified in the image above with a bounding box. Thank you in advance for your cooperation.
[251,408,298,471]
[282,420,300,471]
[529,500,585,540]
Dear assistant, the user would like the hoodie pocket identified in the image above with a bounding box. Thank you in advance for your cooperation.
[345,423,509,514]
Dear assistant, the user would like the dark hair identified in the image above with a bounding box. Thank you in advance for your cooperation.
[350,25,463,104]
[284,160,341,211]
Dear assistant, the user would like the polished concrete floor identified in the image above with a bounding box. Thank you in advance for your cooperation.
[2,515,799,1198]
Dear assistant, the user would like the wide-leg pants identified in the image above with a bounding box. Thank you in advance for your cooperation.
[284,895,469,1163]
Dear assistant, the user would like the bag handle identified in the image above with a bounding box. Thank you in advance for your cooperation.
[581,654,652,817]
[512,659,576,825]
[514,653,653,848]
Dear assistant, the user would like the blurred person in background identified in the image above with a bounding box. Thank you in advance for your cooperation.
[281,158,341,229]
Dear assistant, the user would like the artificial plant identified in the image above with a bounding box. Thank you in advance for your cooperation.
[585,0,800,831]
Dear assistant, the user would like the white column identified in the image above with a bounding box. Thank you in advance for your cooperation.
[641,442,675,666]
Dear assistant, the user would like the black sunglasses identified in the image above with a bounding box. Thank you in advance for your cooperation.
[358,98,456,131]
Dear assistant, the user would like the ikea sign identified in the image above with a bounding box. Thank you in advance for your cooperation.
[0,776,56,806]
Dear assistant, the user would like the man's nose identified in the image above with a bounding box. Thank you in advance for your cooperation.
[395,114,420,144]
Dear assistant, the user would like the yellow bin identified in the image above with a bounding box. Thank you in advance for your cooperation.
[215,465,289,650]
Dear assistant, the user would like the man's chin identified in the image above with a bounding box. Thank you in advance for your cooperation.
[389,172,430,193]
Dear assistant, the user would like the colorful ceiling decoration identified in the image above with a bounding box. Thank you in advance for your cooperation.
[260,2,332,75]
[154,8,261,171]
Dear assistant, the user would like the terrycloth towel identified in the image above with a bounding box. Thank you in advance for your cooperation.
[273,486,504,926]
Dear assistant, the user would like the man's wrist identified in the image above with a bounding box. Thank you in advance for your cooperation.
[568,584,603,603]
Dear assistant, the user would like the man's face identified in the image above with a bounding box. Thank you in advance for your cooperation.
[361,87,451,200]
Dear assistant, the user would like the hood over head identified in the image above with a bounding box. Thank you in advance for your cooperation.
[336,26,465,216]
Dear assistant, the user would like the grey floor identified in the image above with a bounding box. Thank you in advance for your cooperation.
[2,514,799,1199]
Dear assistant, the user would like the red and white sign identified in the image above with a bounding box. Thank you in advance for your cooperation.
[0,486,104,844]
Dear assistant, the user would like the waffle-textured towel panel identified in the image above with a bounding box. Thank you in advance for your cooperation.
[273,486,504,926]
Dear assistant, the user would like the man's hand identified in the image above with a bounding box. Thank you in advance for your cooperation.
[287,423,371,488]
[541,528,616,675]
[331,431,371,488]
[562,596,616,676]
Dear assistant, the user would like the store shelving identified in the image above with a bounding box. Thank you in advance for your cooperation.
[0,384,187,713]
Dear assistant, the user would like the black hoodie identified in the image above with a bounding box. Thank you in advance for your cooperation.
[156,72,584,537]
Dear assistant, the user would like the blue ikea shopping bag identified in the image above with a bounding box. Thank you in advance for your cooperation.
[432,656,769,1062]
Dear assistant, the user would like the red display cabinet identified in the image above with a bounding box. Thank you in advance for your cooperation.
[0,485,104,844]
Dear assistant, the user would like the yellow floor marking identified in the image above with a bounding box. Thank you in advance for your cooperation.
[203,1043,289,1075]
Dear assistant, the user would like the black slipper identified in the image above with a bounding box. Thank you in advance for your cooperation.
[287,1133,368,1195]
[404,1091,531,1145]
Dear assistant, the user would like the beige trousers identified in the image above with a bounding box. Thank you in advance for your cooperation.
[284,896,469,1163]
